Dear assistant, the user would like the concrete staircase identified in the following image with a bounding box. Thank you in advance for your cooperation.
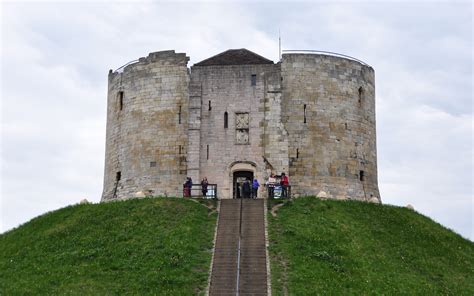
[209,199,268,295]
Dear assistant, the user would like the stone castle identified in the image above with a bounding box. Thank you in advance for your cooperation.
[101,48,381,202]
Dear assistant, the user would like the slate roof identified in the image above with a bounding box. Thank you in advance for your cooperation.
[194,49,274,66]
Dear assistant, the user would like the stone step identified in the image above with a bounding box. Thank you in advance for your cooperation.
[209,199,268,296]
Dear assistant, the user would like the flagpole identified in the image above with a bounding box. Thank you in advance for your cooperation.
[279,29,281,61]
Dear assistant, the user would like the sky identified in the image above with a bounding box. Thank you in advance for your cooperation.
[1,1,472,240]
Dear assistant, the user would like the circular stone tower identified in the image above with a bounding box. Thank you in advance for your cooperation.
[102,51,190,201]
[281,53,380,202]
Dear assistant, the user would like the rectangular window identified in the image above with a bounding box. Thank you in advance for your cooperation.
[116,171,121,181]
[150,161,156,167]
[207,145,209,160]
[208,100,212,111]
[251,74,257,86]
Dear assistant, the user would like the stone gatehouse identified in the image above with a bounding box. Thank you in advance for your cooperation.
[101,49,381,202]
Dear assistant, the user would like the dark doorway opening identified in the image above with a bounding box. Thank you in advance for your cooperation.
[233,171,254,199]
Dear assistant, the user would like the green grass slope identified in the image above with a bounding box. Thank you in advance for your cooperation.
[0,198,217,295]
[269,197,474,295]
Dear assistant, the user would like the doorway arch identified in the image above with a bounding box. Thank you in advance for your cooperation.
[229,161,256,199]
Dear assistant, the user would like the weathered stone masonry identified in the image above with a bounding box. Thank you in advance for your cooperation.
[102,49,381,202]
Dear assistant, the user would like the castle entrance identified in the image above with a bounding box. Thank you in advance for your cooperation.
[233,171,253,199]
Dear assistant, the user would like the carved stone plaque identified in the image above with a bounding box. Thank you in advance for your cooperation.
[236,129,249,144]
[235,113,249,129]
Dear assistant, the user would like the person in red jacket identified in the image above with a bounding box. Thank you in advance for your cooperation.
[280,172,289,198]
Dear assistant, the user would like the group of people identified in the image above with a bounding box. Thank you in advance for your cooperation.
[183,172,290,199]
[266,172,289,198]
[239,172,290,199]
[183,176,209,197]
[239,178,260,199]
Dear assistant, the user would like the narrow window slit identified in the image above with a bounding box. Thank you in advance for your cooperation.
[208,100,212,111]
[359,170,365,182]
[224,112,228,129]
[178,105,182,124]
[206,145,209,160]
[116,171,121,182]
[358,87,364,105]
[296,148,299,159]
[118,91,124,111]
[303,104,307,123]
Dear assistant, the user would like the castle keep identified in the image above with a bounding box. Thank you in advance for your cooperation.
[101,49,381,202]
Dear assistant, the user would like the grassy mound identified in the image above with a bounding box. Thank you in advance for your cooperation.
[0,198,217,295]
[269,197,474,295]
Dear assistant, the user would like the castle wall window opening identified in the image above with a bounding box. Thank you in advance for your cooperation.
[208,100,212,111]
[178,105,182,124]
[359,170,365,182]
[224,112,228,129]
[303,104,307,123]
[251,74,257,86]
[118,91,124,111]
[358,87,364,105]
[116,171,121,181]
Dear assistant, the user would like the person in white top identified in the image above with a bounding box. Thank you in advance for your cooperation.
[267,173,276,199]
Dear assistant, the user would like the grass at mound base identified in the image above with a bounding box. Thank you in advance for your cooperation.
[268,197,474,295]
[0,197,217,295]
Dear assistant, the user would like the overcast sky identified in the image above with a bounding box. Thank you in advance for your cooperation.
[1,1,472,240]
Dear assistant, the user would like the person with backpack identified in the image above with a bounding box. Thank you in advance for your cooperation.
[252,178,260,199]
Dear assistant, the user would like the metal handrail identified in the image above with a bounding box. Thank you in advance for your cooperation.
[266,184,291,199]
[183,183,218,199]
[282,50,370,67]
[113,59,140,73]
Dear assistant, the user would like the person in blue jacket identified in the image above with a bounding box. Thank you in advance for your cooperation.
[252,178,260,199]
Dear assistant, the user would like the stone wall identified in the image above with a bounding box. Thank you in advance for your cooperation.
[262,64,289,177]
[281,54,380,202]
[101,49,381,202]
[102,50,190,200]
[190,64,278,199]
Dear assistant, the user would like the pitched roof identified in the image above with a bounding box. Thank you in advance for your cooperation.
[194,49,274,66]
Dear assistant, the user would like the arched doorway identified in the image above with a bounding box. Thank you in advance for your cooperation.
[233,171,253,198]
[229,161,257,199]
